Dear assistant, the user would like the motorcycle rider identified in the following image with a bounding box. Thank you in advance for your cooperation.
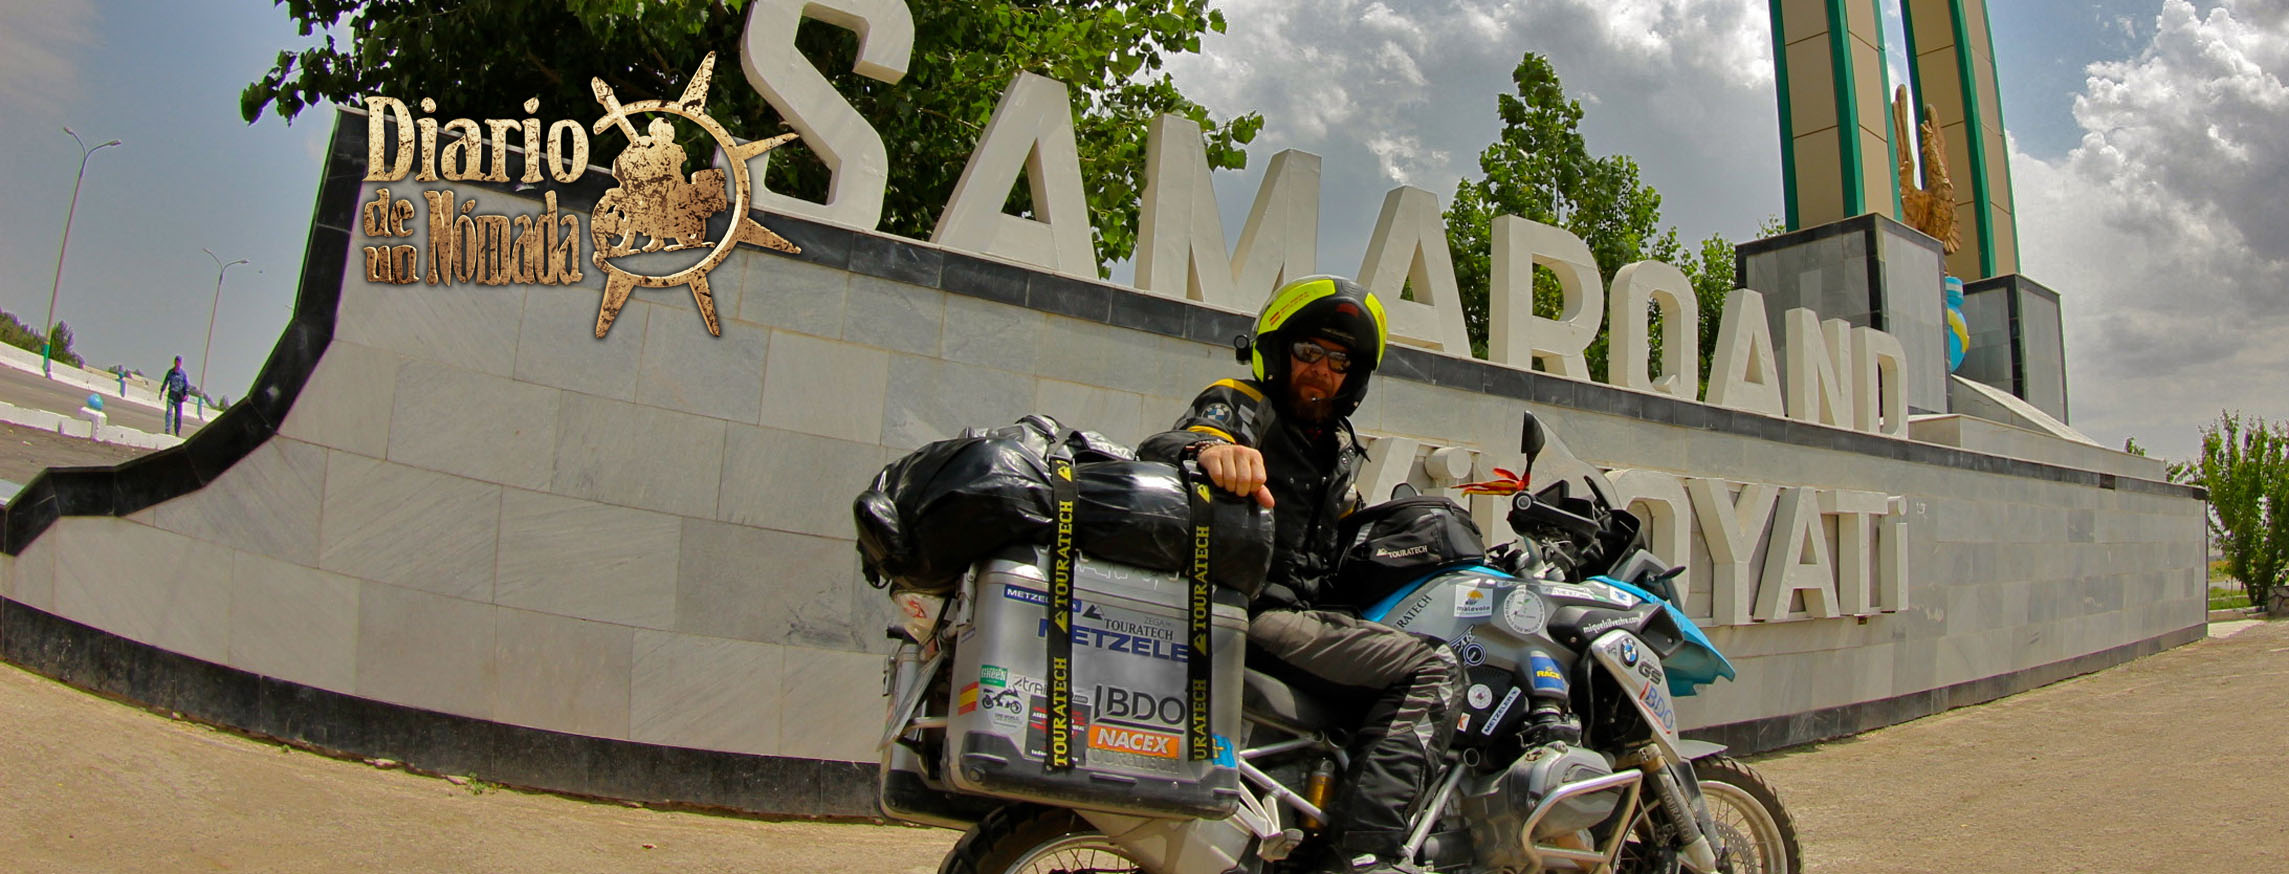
[1140,275,1465,874]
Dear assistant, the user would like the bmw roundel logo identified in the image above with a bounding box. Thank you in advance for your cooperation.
[1618,639,1639,666]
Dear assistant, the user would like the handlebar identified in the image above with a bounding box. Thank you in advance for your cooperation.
[1507,492,1601,541]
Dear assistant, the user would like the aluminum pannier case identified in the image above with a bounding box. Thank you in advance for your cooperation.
[944,548,1247,818]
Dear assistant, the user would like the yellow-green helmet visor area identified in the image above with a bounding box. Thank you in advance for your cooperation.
[1247,275,1389,394]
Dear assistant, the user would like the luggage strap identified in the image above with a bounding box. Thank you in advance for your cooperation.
[1045,453,1078,771]
[1182,464,1215,762]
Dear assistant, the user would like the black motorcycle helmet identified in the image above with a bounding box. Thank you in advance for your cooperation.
[1234,275,1389,419]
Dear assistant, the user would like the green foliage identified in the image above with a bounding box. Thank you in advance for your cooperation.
[242,0,1259,276]
[1444,53,1732,387]
[2209,586,2249,611]
[2123,436,2149,457]
[2189,412,2289,612]
[0,310,82,368]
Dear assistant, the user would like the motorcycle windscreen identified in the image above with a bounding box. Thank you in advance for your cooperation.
[1593,575,1736,696]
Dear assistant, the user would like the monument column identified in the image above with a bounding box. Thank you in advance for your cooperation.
[1900,0,2019,279]
[1769,0,1900,229]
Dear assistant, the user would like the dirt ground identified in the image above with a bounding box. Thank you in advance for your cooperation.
[0,420,153,485]
[3,622,2281,874]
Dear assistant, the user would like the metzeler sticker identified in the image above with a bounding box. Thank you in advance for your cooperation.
[1540,584,1598,601]
[1480,687,1522,735]
[1089,724,1180,759]
[1454,585,1494,619]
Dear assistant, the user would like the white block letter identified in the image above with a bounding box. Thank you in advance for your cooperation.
[1489,217,1602,378]
[1610,469,1694,614]
[1609,260,1698,398]
[739,0,912,230]
[1686,478,1779,626]
[1854,326,1909,437]
[1358,186,1470,354]
[1136,115,1237,308]
[1706,289,1785,416]
[1756,486,1841,621]
[931,72,1096,276]
[1820,489,1890,616]
[1231,150,1321,304]
[1784,308,1855,427]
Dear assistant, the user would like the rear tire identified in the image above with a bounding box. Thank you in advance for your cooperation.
[1692,756,1801,874]
[939,804,1147,874]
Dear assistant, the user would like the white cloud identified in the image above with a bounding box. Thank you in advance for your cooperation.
[0,0,98,119]
[2017,0,2289,458]
[1169,0,1781,251]
[1364,133,1449,186]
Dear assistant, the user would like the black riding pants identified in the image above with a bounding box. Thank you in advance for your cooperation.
[1248,608,1464,857]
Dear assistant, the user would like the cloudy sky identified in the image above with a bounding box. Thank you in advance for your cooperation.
[0,0,2277,460]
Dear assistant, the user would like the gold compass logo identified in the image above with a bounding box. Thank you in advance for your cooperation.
[588,51,800,338]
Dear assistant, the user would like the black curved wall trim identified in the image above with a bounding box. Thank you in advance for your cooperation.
[0,107,2208,818]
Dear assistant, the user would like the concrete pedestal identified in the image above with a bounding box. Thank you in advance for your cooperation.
[1737,214,1950,414]
[1959,274,2068,423]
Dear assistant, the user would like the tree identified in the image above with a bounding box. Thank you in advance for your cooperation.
[2188,413,2289,611]
[242,0,1260,276]
[0,310,82,368]
[1444,53,1733,385]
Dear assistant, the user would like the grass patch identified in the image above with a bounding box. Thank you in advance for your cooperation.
[2210,587,2253,611]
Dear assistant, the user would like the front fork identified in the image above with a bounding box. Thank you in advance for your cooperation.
[1620,746,1721,873]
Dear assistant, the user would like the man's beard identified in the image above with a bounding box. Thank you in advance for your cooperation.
[1288,380,1340,424]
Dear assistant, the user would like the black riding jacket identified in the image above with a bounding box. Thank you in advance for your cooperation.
[1139,378,1364,612]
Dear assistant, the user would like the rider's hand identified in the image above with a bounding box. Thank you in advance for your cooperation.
[1197,442,1275,509]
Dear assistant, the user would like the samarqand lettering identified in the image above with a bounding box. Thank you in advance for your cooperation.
[737,1,1911,436]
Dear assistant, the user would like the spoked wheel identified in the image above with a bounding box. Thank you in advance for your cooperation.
[940,804,1147,874]
[1692,757,1801,874]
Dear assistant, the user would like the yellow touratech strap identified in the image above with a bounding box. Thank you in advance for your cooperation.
[1045,456,1078,771]
[1184,472,1215,761]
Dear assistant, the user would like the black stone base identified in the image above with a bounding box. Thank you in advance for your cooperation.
[0,596,877,817]
[1686,622,2208,754]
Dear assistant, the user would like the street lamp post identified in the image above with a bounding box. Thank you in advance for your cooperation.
[199,248,250,420]
[42,127,122,377]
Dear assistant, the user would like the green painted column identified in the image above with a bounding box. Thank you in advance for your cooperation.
[1768,0,1898,230]
[1899,0,2020,278]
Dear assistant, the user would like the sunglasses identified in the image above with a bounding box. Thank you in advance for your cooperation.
[1289,340,1354,373]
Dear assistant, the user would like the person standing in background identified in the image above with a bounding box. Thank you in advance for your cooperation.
[162,356,190,436]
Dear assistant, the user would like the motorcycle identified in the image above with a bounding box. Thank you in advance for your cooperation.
[876,412,1801,874]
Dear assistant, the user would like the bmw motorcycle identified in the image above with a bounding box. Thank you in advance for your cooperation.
[878,413,1800,874]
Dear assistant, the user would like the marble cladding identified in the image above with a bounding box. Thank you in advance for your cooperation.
[22,183,2203,767]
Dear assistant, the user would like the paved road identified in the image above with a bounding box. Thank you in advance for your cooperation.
[0,364,184,436]
[3,621,2281,873]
